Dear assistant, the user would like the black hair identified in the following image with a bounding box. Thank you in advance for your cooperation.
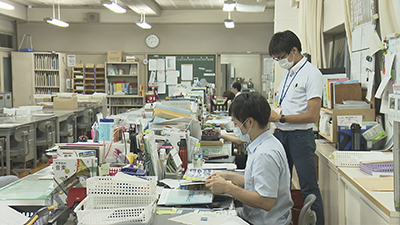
[229,92,270,129]
[303,53,311,62]
[232,82,241,92]
[269,30,302,57]
[222,90,235,101]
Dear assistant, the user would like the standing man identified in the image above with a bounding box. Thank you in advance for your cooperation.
[268,30,324,225]
[231,82,242,99]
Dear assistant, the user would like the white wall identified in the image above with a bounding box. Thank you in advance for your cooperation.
[323,0,345,32]
[221,54,261,92]
[273,0,300,98]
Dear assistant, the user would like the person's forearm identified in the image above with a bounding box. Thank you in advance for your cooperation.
[225,184,275,211]
[221,133,244,145]
[284,111,319,124]
[225,173,245,187]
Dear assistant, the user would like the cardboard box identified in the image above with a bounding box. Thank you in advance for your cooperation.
[53,97,78,110]
[107,50,122,62]
[126,56,139,62]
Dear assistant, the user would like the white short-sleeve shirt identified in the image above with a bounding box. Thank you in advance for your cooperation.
[275,57,323,130]
[242,129,292,225]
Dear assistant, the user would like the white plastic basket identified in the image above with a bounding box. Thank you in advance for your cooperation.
[74,195,157,225]
[332,151,393,167]
[86,174,157,196]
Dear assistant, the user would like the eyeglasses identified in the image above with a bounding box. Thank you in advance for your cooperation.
[272,52,289,61]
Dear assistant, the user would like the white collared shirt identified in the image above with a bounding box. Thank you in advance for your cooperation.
[235,91,241,97]
[241,129,292,225]
[275,56,323,130]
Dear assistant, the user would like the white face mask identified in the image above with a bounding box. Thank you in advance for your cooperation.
[233,118,252,143]
[278,52,295,70]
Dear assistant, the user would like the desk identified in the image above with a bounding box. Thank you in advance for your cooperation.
[316,139,400,225]
[0,115,56,175]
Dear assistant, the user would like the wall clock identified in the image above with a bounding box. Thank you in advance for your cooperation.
[146,34,159,48]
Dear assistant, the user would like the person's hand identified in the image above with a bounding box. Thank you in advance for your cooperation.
[205,174,231,194]
[269,109,281,122]
[206,172,229,181]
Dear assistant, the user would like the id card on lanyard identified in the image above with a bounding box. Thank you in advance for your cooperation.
[277,61,307,114]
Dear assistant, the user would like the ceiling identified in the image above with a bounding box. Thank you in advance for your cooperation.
[8,0,274,15]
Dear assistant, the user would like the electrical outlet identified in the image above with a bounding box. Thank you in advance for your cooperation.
[66,78,71,89]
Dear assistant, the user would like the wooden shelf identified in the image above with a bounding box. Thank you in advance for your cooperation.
[35,86,60,88]
[107,75,138,77]
[110,104,143,107]
[319,132,333,143]
[107,95,143,98]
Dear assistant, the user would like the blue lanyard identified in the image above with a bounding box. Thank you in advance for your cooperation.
[278,61,308,106]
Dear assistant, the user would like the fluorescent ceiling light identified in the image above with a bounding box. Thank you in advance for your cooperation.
[46,18,69,27]
[44,0,69,28]
[136,21,151,29]
[223,0,236,11]
[103,1,126,14]
[0,1,14,10]
[236,3,266,12]
[224,19,235,29]
[136,11,151,29]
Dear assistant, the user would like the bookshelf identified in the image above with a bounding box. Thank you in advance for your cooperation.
[95,65,106,93]
[105,62,143,115]
[319,107,375,144]
[11,51,67,107]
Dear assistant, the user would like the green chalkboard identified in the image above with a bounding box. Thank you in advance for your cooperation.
[147,54,216,99]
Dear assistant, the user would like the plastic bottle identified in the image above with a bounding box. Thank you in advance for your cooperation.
[215,124,221,138]
[178,139,188,172]
[193,143,204,168]
[159,148,166,165]
[351,123,362,151]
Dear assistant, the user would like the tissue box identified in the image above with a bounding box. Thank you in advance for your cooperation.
[53,97,78,110]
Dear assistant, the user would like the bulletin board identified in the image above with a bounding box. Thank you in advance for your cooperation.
[147,54,216,99]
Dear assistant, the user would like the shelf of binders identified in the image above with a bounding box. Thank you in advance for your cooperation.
[34,53,62,94]
[106,62,138,76]
[107,96,144,115]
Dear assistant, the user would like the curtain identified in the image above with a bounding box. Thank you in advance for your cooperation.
[299,0,325,68]
[343,0,352,54]
[378,0,400,38]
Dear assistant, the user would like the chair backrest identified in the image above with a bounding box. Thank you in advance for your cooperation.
[83,108,95,125]
[298,194,317,225]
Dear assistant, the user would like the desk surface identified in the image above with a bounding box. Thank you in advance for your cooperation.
[316,139,400,218]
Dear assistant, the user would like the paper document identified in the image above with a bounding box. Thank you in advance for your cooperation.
[158,189,213,206]
[0,203,29,225]
[157,71,165,82]
[181,64,193,80]
[157,58,165,71]
[158,82,166,94]
[368,30,382,55]
[166,56,176,70]
[166,71,179,85]
[149,59,157,71]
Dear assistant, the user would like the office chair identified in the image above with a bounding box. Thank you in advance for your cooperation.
[10,126,31,170]
[36,120,55,148]
[59,115,76,143]
[77,108,95,136]
[298,194,317,225]
[0,137,5,175]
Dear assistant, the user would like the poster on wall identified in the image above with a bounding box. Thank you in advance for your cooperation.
[67,55,76,67]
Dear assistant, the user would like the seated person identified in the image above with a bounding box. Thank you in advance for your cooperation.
[205,92,293,225]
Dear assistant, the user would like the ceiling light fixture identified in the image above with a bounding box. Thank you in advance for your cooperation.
[223,0,236,12]
[224,11,235,29]
[0,1,15,10]
[44,0,69,27]
[136,11,151,29]
[103,0,126,14]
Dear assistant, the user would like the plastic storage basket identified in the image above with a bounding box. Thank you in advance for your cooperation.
[74,174,157,225]
[359,162,394,175]
[86,174,157,196]
[74,195,156,224]
[332,151,393,167]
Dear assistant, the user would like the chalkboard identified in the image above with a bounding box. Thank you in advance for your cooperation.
[147,54,216,98]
